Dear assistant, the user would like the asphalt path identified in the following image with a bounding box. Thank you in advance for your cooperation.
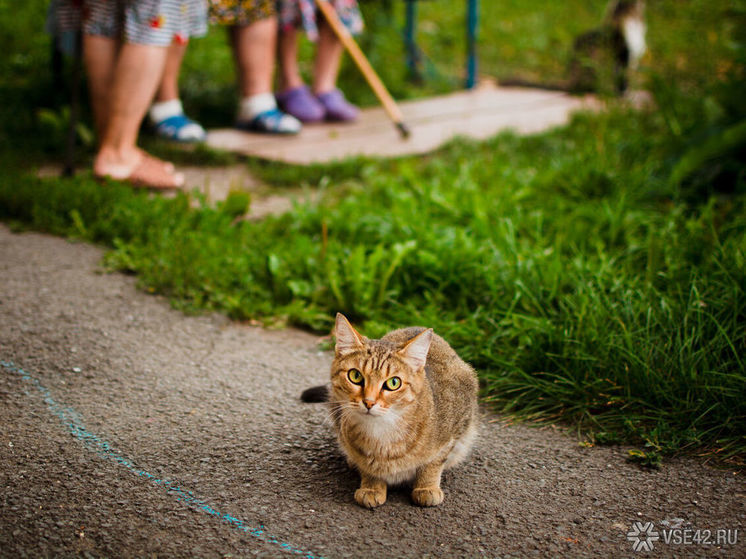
[1,224,743,558]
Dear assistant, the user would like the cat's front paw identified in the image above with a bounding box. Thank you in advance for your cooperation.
[355,487,387,509]
[412,486,444,507]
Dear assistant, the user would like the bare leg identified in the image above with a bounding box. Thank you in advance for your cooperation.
[310,19,357,121]
[83,34,119,139]
[93,42,180,185]
[229,17,277,98]
[277,26,304,92]
[354,474,387,509]
[276,24,325,122]
[155,41,188,103]
[230,17,301,133]
[412,461,445,507]
[312,19,344,94]
[148,40,206,142]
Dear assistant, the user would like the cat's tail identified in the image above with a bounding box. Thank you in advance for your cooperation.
[300,384,329,403]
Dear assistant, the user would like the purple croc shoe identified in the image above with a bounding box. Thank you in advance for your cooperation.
[276,86,325,123]
[317,89,359,122]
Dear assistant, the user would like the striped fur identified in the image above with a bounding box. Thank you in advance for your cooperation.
[329,314,479,508]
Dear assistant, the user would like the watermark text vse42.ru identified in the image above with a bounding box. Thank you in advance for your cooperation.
[627,521,739,552]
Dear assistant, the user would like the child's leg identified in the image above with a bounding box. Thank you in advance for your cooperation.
[149,41,206,142]
[277,26,304,91]
[155,41,186,103]
[276,23,324,122]
[230,17,277,99]
[231,17,301,133]
[312,18,344,94]
[312,19,357,122]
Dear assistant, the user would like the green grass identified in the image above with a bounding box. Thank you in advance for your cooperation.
[3,104,744,461]
[1,0,745,463]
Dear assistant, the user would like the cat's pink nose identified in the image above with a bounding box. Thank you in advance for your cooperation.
[362,399,375,410]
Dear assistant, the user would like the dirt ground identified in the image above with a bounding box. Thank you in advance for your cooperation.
[1,223,744,558]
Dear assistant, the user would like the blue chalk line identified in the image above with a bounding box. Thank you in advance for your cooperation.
[2,360,323,559]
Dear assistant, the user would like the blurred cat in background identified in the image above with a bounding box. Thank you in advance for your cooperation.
[569,0,647,94]
[499,0,647,95]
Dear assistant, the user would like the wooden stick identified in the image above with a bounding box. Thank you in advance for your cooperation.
[316,0,410,138]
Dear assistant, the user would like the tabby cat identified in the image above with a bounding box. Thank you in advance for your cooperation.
[303,313,479,508]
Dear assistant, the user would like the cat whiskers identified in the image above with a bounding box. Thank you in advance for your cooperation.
[324,400,357,429]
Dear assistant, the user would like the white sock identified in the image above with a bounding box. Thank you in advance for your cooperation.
[238,93,301,133]
[238,93,276,119]
[149,99,184,123]
[149,99,206,141]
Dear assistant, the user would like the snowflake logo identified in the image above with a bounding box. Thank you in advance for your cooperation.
[627,521,660,552]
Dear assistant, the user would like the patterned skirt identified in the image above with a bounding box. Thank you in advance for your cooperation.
[208,0,276,25]
[277,0,363,41]
[47,0,208,48]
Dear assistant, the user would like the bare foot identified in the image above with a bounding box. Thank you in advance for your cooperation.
[94,148,183,190]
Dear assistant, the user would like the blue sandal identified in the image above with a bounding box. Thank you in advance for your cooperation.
[153,114,206,143]
[235,108,301,135]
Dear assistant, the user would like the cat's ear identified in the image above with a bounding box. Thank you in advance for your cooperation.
[397,329,433,372]
[334,313,365,357]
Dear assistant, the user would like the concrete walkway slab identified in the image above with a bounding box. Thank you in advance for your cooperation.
[206,84,599,164]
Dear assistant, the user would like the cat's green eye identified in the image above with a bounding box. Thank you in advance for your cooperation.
[347,368,364,385]
[384,377,402,391]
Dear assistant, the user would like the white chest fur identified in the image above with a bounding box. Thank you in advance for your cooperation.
[622,17,647,68]
[354,409,401,441]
